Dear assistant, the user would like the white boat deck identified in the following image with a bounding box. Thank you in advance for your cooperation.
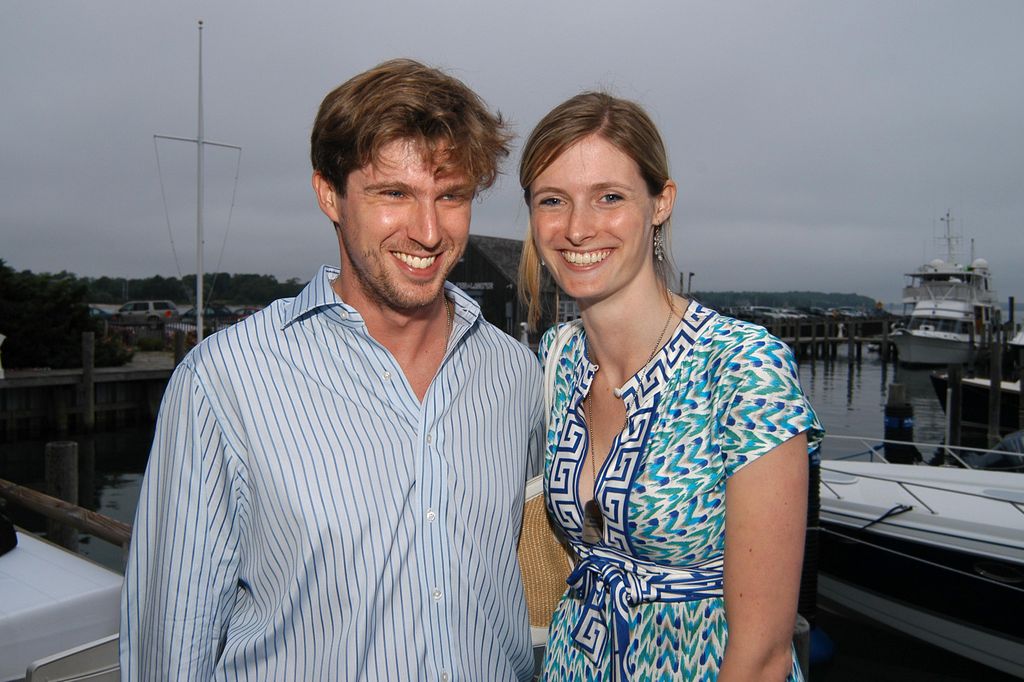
[0,532,121,682]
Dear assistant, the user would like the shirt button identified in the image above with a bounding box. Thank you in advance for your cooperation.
[382,371,391,380]
[426,433,433,444]
[340,311,349,320]
[426,508,436,522]
[441,672,449,682]
[432,588,442,601]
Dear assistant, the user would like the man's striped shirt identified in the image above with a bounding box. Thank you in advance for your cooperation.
[120,266,544,680]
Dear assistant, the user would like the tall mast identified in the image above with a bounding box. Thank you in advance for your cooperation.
[196,19,205,341]
[154,20,240,345]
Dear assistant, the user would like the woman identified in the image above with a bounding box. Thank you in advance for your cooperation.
[518,92,823,681]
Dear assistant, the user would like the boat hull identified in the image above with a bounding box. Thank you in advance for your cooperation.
[891,330,975,366]
[819,460,1024,678]
[929,373,1022,437]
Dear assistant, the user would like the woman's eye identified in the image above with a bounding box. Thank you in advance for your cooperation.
[538,197,562,207]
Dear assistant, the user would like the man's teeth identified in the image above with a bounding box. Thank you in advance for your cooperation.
[562,250,609,266]
[394,252,438,269]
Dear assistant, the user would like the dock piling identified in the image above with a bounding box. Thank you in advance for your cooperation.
[947,365,963,458]
[81,332,95,433]
[988,331,1003,447]
[44,440,79,551]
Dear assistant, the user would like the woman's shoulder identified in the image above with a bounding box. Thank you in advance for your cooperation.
[538,320,584,364]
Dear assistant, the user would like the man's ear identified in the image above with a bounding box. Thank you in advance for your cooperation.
[313,172,341,224]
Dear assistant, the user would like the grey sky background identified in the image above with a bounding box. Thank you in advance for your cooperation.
[2,1,1021,306]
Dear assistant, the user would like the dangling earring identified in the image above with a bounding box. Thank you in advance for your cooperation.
[653,224,665,262]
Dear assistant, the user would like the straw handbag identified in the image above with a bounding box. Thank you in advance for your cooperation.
[517,321,582,647]
[518,475,575,646]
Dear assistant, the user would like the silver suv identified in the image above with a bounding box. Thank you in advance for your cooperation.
[112,300,180,327]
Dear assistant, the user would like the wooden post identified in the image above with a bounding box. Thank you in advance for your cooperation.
[846,322,855,364]
[988,330,1003,447]
[810,320,818,359]
[174,329,186,366]
[45,440,79,551]
[81,331,95,434]
[947,365,962,457]
[794,320,802,361]
[855,323,863,361]
[1019,347,1024,431]
[881,319,890,363]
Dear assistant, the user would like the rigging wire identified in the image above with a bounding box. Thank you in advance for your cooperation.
[153,136,188,289]
[205,147,243,303]
[152,136,243,307]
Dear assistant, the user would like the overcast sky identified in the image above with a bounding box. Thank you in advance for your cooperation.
[2,1,1021,306]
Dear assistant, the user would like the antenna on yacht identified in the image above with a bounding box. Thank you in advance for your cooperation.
[938,210,961,265]
[154,20,241,342]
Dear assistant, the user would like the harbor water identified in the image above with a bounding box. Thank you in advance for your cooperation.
[0,349,1017,680]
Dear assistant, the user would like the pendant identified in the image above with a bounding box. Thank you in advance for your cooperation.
[582,499,604,545]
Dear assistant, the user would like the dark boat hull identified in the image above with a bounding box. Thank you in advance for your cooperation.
[930,373,1021,434]
[820,519,1024,677]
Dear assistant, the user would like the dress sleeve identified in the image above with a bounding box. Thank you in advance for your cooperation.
[537,324,558,367]
[714,331,823,477]
[120,361,243,680]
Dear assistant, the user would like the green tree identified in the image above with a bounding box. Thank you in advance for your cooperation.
[0,260,132,369]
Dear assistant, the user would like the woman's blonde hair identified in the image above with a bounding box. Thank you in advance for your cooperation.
[517,92,674,329]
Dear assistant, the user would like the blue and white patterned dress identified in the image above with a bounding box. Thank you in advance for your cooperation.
[539,301,823,681]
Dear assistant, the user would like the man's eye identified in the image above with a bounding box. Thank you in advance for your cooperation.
[601,193,623,203]
[537,197,562,207]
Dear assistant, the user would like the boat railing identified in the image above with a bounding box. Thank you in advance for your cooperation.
[822,434,1024,471]
[820,436,1024,513]
[901,282,995,305]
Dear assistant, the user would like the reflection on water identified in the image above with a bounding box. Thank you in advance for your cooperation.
[798,353,949,446]
[0,425,152,570]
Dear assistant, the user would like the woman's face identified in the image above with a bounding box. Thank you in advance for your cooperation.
[528,134,674,308]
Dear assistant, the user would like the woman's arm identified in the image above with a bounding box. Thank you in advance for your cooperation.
[718,432,808,682]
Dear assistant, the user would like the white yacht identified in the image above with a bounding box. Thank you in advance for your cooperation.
[818,435,1024,678]
[891,213,997,365]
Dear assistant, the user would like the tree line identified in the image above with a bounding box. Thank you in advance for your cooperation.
[693,290,878,312]
[85,272,306,305]
[1,260,131,369]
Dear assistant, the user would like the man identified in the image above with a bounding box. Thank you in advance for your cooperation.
[121,59,543,681]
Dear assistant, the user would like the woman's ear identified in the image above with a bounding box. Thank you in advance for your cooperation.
[654,179,677,225]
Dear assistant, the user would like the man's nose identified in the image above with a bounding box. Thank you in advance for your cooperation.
[408,200,442,249]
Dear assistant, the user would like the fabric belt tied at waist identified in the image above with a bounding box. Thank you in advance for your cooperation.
[567,550,724,681]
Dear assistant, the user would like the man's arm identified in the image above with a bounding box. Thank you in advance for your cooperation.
[525,357,545,480]
[120,362,242,680]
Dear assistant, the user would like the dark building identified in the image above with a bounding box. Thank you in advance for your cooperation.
[447,235,561,343]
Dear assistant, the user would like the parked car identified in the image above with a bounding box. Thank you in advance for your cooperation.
[232,305,263,321]
[111,300,179,327]
[180,304,237,329]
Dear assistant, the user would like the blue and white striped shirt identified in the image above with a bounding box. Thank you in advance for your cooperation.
[121,266,544,681]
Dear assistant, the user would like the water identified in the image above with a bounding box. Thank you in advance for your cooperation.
[0,349,1015,680]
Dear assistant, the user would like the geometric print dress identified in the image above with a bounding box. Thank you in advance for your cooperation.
[539,301,824,681]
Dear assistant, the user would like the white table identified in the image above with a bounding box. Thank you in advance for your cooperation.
[0,532,121,682]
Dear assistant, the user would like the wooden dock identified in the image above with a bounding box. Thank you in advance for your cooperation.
[0,352,174,441]
[745,316,896,362]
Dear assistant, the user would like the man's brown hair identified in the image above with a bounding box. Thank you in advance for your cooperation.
[311,58,512,194]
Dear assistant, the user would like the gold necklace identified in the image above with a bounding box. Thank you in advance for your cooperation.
[582,302,675,544]
[443,297,453,350]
